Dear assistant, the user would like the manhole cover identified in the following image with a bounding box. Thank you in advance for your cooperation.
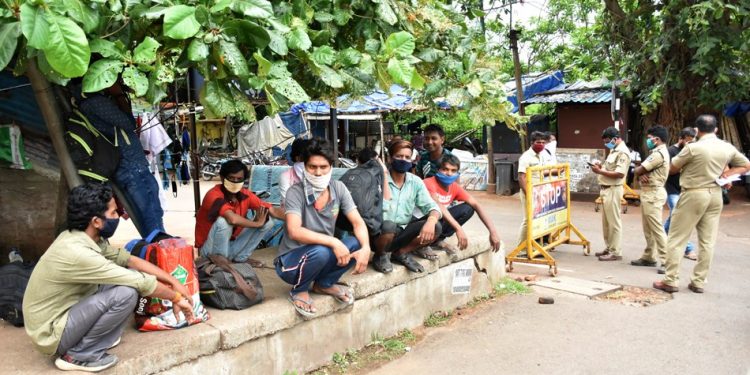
[533,276,621,297]
[593,285,673,307]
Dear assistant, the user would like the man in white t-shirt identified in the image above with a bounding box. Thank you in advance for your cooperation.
[516,131,553,247]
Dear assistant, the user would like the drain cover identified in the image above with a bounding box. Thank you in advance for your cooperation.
[533,276,622,297]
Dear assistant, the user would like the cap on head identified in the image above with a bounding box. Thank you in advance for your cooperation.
[601,127,620,139]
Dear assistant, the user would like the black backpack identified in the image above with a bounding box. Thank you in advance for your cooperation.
[336,160,384,235]
[64,109,121,183]
[196,255,263,310]
[0,262,35,327]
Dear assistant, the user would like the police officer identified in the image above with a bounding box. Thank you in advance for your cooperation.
[653,115,750,293]
[630,125,670,268]
[591,127,631,261]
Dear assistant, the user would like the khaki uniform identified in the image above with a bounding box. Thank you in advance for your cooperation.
[637,144,670,263]
[663,134,750,288]
[597,141,630,256]
[516,148,553,246]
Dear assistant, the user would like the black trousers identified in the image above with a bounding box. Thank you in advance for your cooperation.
[381,218,442,253]
[437,203,475,241]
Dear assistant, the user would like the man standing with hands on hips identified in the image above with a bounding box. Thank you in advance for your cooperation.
[591,127,631,261]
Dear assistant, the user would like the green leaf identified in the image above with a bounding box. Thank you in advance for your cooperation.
[269,62,292,79]
[232,0,274,19]
[333,9,352,26]
[417,48,443,63]
[82,59,123,92]
[377,1,397,25]
[201,80,256,121]
[253,52,271,77]
[359,54,375,74]
[20,4,50,50]
[365,39,380,55]
[310,29,332,46]
[314,12,334,23]
[146,75,167,104]
[133,37,160,65]
[37,53,70,86]
[425,79,447,96]
[385,32,415,58]
[287,27,311,51]
[140,6,168,19]
[155,58,175,83]
[209,0,233,13]
[64,0,100,33]
[195,5,210,24]
[248,76,265,90]
[312,46,336,66]
[410,71,425,90]
[467,79,482,97]
[268,30,288,56]
[224,20,270,49]
[0,22,21,72]
[163,5,200,40]
[122,66,148,97]
[188,39,209,61]
[44,14,90,78]
[317,65,343,88]
[339,48,361,66]
[89,39,125,59]
[268,77,310,103]
[267,18,291,34]
[219,40,250,78]
[386,57,415,87]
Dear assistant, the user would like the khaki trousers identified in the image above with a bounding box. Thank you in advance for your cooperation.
[600,185,623,255]
[639,187,668,263]
[663,188,723,288]
[517,192,528,247]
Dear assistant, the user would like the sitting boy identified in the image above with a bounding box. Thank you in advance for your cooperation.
[275,139,371,318]
[372,140,443,274]
[195,160,284,267]
[424,154,501,261]
[23,183,194,372]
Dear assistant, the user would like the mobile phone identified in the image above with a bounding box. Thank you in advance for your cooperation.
[586,162,595,167]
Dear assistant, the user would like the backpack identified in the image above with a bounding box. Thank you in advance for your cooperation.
[0,262,34,327]
[196,255,264,310]
[64,109,121,182]
[337,159,384,235]
[125,230,210,331]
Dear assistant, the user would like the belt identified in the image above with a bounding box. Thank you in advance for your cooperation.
[600,185,610,189]
[682,187,719,192]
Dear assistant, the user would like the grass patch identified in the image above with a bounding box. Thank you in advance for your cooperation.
[424,310,453,327]
[311,329,417,374]
[493,277,531,296]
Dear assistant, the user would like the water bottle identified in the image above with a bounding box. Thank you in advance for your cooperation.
[8,248,23,263]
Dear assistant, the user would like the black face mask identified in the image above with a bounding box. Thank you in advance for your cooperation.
[99,217,120,239]
[391,159,412,173]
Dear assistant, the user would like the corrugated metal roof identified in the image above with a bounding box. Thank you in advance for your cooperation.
[0,72,47,134]
[523,79,612,104]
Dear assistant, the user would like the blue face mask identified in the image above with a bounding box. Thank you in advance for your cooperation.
[391,159,412,173]
[436,172,460,186]
[604,139,616,149]
[99,217,120,239]
[646,138,656,150]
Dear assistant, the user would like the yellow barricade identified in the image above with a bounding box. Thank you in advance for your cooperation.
[505,163,590,276]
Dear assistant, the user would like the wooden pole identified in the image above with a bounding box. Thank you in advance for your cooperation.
[379,115,386,160]
[187,71,201,213]
[26,60,82,189]
[510,29,527,152]
[485,125,496,193]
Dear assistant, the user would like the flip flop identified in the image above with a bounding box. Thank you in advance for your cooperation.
[288,293,317,318]
[415,246,439,260]
[391,253,424,273]
[245,259,264,268]
[313,285,355,305]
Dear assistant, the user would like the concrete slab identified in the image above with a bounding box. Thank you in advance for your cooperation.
[532,276,622,297]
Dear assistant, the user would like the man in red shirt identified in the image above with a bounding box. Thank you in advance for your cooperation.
[424,154,501,261]
[195,160,284,266]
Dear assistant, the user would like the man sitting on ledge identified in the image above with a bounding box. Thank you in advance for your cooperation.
[195,160,284,267]
[275,139,371,318]
[23,183,194,372]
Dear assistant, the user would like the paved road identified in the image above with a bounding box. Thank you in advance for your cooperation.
[369,191,750,375]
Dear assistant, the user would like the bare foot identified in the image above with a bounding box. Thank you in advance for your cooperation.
[312,285,352,303]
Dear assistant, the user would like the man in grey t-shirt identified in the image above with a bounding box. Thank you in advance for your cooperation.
[274,139,371,318]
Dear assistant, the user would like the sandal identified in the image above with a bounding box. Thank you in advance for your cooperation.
[313,284,355,305]
[684,252,697,261]
[288,293,317,318]
[415,246,439,260]
[372,254,393,273]
[245,258,264,268]
[433,242,459,263]
[391,253,424,273]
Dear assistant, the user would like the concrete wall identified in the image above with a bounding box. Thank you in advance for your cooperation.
[555,148,607,193]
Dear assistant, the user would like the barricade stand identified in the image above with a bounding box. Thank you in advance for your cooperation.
[505,163,590,276]
[594,183,640,214]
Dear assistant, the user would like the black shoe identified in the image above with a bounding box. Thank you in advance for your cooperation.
[657,266,666,274]
[391,253,425,273]
[372,254,393,273]
[631,258,657,267]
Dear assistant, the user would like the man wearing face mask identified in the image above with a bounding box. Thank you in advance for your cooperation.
[279,138,310,205]
[424,154,501,262]
[24,183,194,372]
[372,140,442,273]
[591,127,631,261]
[630,125,670,270]
[516,131,554,248]
[195,160,284,267]
[663,127,697,263]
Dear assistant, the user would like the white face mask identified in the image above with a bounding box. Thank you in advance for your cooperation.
[293,162,305,179]
[304,169,332,190]
[223,180,244,193]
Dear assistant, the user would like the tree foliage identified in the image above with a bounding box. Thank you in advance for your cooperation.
[0,0,519,129]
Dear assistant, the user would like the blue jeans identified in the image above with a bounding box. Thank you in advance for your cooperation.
[200,213,276,262]
[275,236,360,294]
[664,193,694,253]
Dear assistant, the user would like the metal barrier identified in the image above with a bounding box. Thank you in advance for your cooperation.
[505,163,590,276]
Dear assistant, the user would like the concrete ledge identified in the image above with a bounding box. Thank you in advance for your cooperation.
[2,226,504,374]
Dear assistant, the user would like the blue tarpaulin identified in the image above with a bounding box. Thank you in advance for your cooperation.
[290,85,413,114]
[506,71,565,112]
[725,102,750,117]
